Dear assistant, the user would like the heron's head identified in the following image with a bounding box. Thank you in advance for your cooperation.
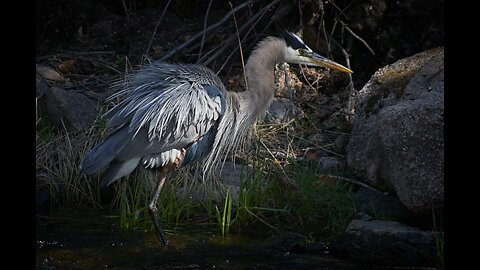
[281,32,353,74]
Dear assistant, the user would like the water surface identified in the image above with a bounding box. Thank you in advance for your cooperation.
[36,209,368,270]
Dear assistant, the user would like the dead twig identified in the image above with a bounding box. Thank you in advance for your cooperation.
[159,0,259,62]
[121,0,130,21]
[75,55,122,75]
[230,2,248,90]
[327,0,352,21]
[340,46,356,120]
[197,0,214,63]
[337,19,375,56]
[325,175,385,194]
[36,51,116,62]
[211,0,280,71]
[301,144,343,158]
[317,2,332,56]
[326,36,356,120]
[144,0,173,61]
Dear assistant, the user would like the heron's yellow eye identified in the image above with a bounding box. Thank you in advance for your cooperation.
[298,49,306,56]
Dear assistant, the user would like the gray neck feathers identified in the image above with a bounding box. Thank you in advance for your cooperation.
[202,37,286,176]
[243,37,286,114]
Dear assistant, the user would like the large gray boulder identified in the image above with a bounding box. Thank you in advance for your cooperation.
[44,86,99,131]
[346,47,444,213]
[36,65,100,131]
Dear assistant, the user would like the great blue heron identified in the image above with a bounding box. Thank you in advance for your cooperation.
[80,32,352,245]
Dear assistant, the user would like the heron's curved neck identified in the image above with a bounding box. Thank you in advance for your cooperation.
[242,37,286,114]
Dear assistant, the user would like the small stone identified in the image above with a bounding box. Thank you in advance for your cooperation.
[316,157,343,173]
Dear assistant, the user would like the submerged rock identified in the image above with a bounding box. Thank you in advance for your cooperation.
[332,219,439,267]
[346,47,444,213]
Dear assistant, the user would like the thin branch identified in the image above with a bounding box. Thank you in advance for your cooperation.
[214,0,279,72]
[327,36,356,120]
[144,0,173,60]
[327,0,352,21]
[301,144,343,158]
[337,19,375,56]
[213,5,270,69]
[328,16,339,56]
[299,65,318,90]
[197,0,214,63]
[325,175,386,194]
[242,206,280,232]
[298,0,303,29]
[319,12,332,56]
[159,0,259,62]
[36,51,115,62]
[340,46,356,120]
[75,56,122,74]
[121,0,130,21]
[185,13,249,56]
[258,138,291,183]
[201,33,238,66]
[230,2,248,90]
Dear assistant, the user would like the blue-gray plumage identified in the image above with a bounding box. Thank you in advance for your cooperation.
[80,32,352,245]
[81,63,226,187]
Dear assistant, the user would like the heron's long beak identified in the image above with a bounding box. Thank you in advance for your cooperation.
[311,53,353,73]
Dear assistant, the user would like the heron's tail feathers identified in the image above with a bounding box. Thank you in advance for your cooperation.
[100,158,141,187]
[80,128,130,175]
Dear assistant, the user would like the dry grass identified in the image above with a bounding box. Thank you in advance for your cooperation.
[36,119,105,209]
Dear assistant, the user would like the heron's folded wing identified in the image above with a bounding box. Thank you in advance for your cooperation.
[105,75,225,161]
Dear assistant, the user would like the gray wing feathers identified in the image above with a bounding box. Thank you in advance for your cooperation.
[82,62,227,185]
[105,63,225,149]
[142,149,182,169]
[100,158,142,187]
[80,126,131,175]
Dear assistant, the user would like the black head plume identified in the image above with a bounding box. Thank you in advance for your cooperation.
[280,31,309,50]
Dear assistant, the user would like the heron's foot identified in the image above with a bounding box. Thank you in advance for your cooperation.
[154,227,169,246]
[149,203,169,246]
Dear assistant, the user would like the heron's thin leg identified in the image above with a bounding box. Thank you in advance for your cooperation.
[148,148,186,245]
[149,171,168,245]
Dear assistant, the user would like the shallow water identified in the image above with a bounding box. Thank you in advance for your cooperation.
[36,209,369,270]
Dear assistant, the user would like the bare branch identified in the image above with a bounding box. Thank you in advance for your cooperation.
[144,0,173,60]
[197,0,214,63]
[121,0,130,21]
[326,175,385,194]
[340,46,357,121]
[159,0,260,62]
[214,0,279,72]
[327,36,357,121]
[230,2,248,90]
[337,19,375,56]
